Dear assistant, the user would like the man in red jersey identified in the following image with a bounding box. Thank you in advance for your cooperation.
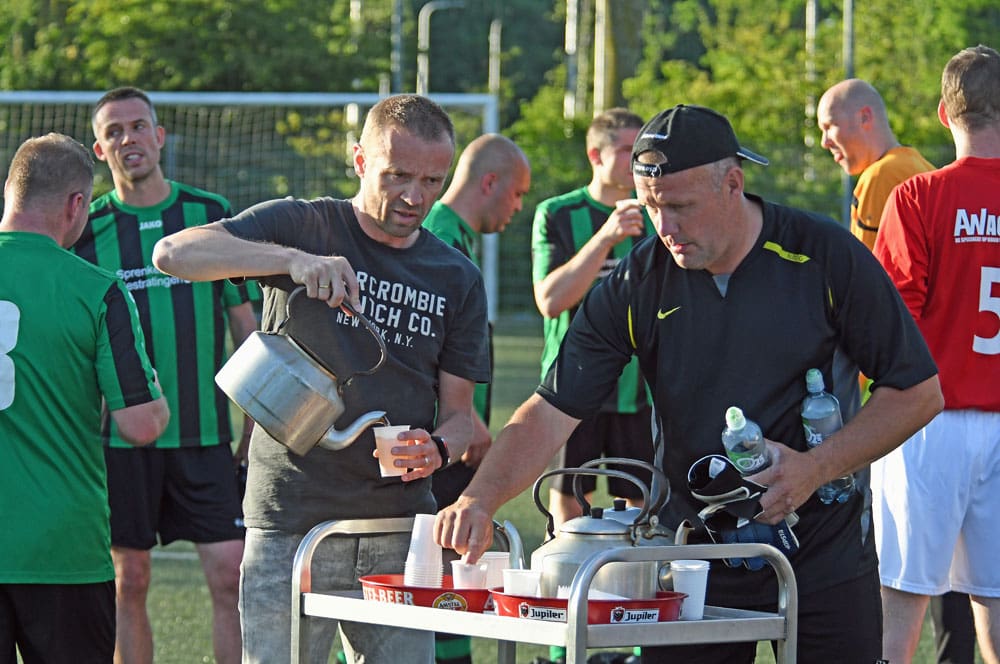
[819,78,976,664]
[874,44,1000,664]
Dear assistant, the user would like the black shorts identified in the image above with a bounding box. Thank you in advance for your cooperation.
[641,571,882,663]
[105,444,244,549]
[0,581,114,664]
[550,407,654,498]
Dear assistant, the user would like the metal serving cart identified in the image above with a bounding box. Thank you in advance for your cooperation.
[291,518,798,663]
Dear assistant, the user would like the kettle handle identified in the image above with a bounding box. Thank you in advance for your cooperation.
[575,457,671,524]
[532,468,651,541]
[281,286,387,390]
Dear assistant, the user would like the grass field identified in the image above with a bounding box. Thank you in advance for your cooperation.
[142,313,974,663]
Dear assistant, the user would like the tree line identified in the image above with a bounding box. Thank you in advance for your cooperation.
[2,0,997,312]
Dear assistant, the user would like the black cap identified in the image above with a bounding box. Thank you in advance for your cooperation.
[631,104,768,178]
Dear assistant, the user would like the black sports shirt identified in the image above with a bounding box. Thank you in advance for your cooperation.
[539,194,937,605]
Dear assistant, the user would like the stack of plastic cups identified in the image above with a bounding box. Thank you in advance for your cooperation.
[403,514,443,588]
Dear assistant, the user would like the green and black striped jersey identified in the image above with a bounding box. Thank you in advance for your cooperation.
[422,201,479,266]
[531,187,653,414]
[75,181,258,448]
[422,201,493,424]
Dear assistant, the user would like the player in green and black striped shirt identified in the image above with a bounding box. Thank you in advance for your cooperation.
[531,108,656,528]
[423,134,530,664]
[73,87,255,664]
[530,106,654,664]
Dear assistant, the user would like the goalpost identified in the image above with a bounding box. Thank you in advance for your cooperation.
[0,91,502,318]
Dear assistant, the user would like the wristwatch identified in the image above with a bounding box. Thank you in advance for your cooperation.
[430,435,450,469]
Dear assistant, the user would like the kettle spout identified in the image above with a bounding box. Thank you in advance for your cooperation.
[317,411,388,451]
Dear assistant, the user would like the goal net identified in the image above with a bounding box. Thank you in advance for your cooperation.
[0,91,502,314]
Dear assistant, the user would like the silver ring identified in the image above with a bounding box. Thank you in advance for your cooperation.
[423,455,429,466]
[318,283,330,289]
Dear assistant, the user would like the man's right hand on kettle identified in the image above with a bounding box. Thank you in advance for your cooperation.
[288,252,360,309]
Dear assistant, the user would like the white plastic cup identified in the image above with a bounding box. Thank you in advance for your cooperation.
[451,560,488,588]
[615,197,641,212]
[407,514,440,555]
[374,425,411,477]
[403,513,443,577]
[502,568,542,597]
[479,552,510,589]
[670,559,710,620]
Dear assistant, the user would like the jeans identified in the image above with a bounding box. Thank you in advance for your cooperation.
[240,527,434,664]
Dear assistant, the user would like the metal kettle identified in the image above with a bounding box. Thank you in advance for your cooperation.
[528,459,673,599]
[215,286,388,455]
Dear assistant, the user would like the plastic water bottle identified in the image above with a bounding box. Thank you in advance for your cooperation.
[801,368,855,504]
[722,406,771,474]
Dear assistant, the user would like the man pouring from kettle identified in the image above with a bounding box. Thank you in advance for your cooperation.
[435,104,942,663]
[154,94,490,664]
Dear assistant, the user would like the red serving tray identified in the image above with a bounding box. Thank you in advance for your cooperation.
[490,588,686,624]
[359,574,492,613]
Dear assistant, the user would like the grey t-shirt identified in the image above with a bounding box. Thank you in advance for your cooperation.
[223,197,490,532]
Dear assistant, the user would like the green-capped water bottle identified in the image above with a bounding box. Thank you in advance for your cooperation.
[722,406,771,474]
[801,368,855,504]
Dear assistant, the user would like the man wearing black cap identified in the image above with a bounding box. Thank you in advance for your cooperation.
[436,104,944,662]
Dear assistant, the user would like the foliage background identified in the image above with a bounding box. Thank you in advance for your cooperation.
[2,0,999,315]
[2,4,992,659]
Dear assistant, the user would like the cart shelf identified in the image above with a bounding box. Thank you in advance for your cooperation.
[291,519,797,663]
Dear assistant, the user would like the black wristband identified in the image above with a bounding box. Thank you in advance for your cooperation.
[430,435,450,469]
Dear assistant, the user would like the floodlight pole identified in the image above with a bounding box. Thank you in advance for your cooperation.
[489,19,502,97]
[417,1,465,95]
[391,0,403,92]
[593,0,608,113]
[482,18,503,322]
[564,0,579,120]
[803,0,817,186]
[840,0,855,227]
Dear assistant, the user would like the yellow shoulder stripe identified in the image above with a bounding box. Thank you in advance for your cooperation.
[628,303,637,349]
[763,241,810,263]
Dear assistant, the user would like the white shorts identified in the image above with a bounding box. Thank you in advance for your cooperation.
[872,409,1000,597]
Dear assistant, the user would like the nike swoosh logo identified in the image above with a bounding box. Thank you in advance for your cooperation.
[657,306,681,319]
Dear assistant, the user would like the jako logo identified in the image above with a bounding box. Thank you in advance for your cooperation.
[139,219,163,231]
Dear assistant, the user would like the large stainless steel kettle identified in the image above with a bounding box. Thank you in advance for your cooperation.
[528,459,674,599]
[216,286,388,455]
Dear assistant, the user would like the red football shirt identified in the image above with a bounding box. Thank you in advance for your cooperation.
[874,156,1000,411]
